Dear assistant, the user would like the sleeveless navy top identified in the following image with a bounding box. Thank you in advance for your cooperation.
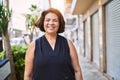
[33,35,75,80]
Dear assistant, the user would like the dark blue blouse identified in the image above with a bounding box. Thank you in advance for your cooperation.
[33,35,75,80]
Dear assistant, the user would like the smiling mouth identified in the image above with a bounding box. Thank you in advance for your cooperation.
[48,26,55,29]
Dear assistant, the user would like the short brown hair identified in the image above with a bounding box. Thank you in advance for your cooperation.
[34,8,65,33]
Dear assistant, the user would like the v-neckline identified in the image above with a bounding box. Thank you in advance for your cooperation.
[44,35,58,52]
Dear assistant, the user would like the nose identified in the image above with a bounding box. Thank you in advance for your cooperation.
[49,20,54,25]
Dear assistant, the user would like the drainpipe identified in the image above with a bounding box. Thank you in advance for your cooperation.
[77,15,80,40]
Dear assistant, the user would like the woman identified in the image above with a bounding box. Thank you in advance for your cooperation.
[24,8,83,80]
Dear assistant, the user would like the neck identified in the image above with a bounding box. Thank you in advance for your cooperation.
[45,33,57,40]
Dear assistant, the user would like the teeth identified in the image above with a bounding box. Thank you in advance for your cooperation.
[48,26,55,29]
[48,27,54,30]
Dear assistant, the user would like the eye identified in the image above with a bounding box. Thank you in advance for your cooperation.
[45,19,50,22]
[53,19,58,22]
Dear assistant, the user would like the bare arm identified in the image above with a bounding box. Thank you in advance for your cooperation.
[24,42,35,80]
[67,40,83,80]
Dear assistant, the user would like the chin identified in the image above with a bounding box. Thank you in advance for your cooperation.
[47,31,57,34]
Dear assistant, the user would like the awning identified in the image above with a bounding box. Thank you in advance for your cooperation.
[71,0,94,15]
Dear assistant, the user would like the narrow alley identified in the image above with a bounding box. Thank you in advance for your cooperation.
[74,44,109,80]
[78,54,108,80]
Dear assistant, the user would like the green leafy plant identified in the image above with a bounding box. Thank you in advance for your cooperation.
[0,50,5,60]
[0,45,28,80]
[26,4,39,42]
[0,1,12,36]
[11,45,28,80]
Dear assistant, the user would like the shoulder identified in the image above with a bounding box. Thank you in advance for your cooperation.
[27,41,35,53]
[35,35,44,41]
[67,39,78,60]
[67,39,73,47]
[34,35,44,44]
[25,41,35,61]
[67,39,76,52]
[58,35,68,42]
[58,35,66,39]
[58,35,73,46]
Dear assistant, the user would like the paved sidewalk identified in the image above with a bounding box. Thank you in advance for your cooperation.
[78,55,109,80]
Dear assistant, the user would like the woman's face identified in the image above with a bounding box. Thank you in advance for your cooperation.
[44,12,59,34]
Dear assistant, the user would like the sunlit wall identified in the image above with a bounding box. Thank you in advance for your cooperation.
[50,0,65,15]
